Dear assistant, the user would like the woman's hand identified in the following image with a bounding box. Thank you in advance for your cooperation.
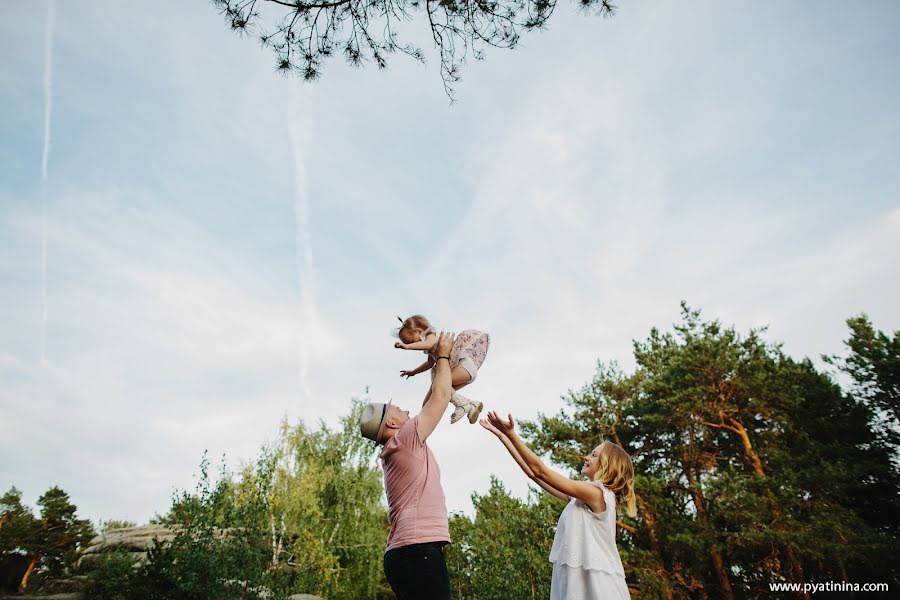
[487,411,516,436]
[394,341,407,349]
[400,370,415,379]
[479,418,505,438]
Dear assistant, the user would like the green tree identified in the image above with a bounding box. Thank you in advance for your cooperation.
[150,456,273,600]
[104,397,390,600]
[211,0,617,98]
[0,487,40,593]
[447,478,559,600]
[0,486,94,593]
[520,305,899,598]
[36,487,96,581]
[84,551,142,600]
[632,305,806,596]
[98,520,138,533]
[260,399,390,599]
[820,315,900,581]
[829,314,900,450]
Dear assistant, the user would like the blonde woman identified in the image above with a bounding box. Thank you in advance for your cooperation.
[481,411,635,600]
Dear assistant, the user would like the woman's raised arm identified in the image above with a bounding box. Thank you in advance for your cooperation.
[487,412,606,514]
[479,418,570,502]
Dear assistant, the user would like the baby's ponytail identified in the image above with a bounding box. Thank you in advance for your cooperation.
[397,314,432,335]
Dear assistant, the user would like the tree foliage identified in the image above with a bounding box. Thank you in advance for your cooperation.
[519,304,899,598]
[0,486,95,593]
[9,308,898,598]
[85,398,390,600]
[827,314,900,452]
[98,519,138,533]
[211,0,616,98]
[0,487,37,592]
[447,477,560,599]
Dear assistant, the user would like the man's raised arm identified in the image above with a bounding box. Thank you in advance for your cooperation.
[417,332,456,442]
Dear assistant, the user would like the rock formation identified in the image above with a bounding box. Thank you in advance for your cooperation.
[77,524,177,571]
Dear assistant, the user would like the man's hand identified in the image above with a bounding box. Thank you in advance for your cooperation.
[416,331,456,442]
[435,331,455,358]
[487,411,516,436]
[400,370,415,379]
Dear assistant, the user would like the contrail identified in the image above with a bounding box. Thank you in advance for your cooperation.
[41,0,55,368]
[287,83,316,418]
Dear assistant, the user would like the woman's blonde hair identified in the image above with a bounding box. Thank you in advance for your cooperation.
[397,315,432,337]
[593,441,637,518]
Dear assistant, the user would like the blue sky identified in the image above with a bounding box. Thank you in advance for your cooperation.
[2,0,899,525]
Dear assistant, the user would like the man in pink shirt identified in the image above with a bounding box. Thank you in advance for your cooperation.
[360,332,456,600]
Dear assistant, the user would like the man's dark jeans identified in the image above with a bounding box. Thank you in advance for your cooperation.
[383,542,451,600]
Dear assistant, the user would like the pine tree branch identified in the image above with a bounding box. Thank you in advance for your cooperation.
[212,0,616,98]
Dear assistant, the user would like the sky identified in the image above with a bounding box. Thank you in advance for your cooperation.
[1,1,899,526]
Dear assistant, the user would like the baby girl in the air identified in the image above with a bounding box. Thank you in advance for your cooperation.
[395,314,489,424]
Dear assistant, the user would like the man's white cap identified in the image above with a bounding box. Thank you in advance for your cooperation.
[360,400,392,443]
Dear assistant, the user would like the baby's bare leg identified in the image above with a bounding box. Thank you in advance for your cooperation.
[451,366,473,390]
[449,365,483,424]
[424,367,471,406]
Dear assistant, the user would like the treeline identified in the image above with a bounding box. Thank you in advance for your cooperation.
[2,306,897,598]
[94,410,394,600]
[0,487,94,592]
[509,306,899,599]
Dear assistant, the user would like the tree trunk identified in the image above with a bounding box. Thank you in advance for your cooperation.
[786,546,808,598]
[684,466,734,600]
[838,560,854,599]
[708,548,734,600]
[611,429,625,450]
[270,513,278,565]
[730,417,766,477]
[19,556,38,593]
[642,504,673,600]
[728,417,809,599]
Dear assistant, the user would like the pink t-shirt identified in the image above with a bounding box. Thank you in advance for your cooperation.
[380,415,451,551]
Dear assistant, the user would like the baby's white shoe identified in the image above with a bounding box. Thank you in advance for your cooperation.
[450,392,468,424]
[466,401,484,424]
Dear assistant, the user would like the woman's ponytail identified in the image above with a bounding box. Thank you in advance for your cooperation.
[596,441,637,518]
[621,476,637,518]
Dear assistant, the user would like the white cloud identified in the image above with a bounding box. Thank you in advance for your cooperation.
[1,189,319,521]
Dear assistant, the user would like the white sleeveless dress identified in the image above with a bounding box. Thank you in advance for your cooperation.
[548,481,631,600]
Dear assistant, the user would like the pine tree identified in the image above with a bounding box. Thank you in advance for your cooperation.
[0,486,94,593]
[520,305,899,597]
[446,478,559,600]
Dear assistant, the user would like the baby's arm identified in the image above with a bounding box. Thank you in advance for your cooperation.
[395,332,438,352]
[401,357,435,378]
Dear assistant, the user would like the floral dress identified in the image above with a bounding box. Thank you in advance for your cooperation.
[421,328,490,370]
